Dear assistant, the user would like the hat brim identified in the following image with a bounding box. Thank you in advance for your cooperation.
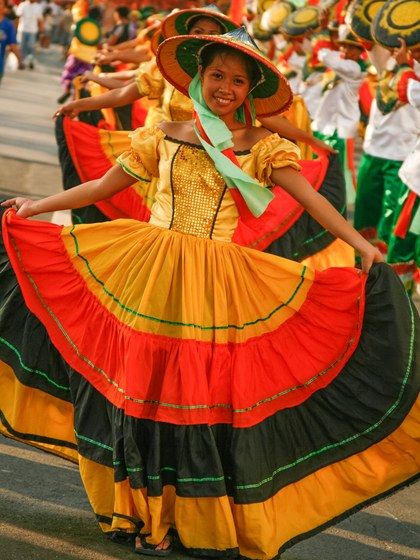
[162,8,239,39]
[151,30,164,55]
[372,0,420,49]
[345,0,386,42]
[280,6,320,37]
[156,34,293,118]
[337,39,365,48]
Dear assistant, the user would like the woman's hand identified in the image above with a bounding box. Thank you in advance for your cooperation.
[54,101,81,119]
[1,197,38,218]
[393,38,409,66]
[309,136,338,156]
[80,70,99,84]
[359,244,384,273]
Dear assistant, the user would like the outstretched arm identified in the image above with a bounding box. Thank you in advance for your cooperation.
[259,115,337,155]
[54,81,141,118]
[80,70,136,90]
[1,165,134,218]
[270,166,382,272]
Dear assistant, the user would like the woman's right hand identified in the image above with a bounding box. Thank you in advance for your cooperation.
[1,197,37,218]
[54,101,81,119]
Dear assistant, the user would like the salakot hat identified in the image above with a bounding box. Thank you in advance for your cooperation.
[156,27,293,117]
[345,0,386,43]
[257,0,278,14]
[280,5,321,37]
[73,17,101,46]
[162,4,239,39]
[260,1,295,33]
[372,0,420,49]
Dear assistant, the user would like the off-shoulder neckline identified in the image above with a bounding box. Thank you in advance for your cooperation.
[157,127,280,156]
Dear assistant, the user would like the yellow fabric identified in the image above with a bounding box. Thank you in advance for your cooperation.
[135,58,164,100]
[98,129,131,163]
[0,360,78,462]
[75,396,420,558]
[302,238,355,270]
[68,37,97,64]
[282,94,313,160]
[61,221,313,343]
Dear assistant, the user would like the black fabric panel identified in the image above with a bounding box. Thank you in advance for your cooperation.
[265,153,346,260]
[115,104,132,131]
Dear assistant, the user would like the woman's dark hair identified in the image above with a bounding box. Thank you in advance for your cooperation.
[88,6,102,22]
[199,43,262,89]
[186,15,224,34]
[116,6,130,19]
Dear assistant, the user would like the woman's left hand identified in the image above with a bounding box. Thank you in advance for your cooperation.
[310,136,338,155]
[359,244,384,273]
[1,197,37,218]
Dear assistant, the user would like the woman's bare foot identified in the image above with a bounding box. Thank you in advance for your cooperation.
[134,533,173,556]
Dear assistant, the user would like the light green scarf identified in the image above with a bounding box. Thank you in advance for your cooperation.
[188,73,273,217]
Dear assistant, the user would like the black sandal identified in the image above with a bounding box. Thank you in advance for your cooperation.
[134,534,173,557]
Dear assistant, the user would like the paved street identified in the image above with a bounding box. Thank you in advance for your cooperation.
[0,45,419,560]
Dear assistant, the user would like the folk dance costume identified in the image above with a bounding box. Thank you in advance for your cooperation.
[353,60,420,252]
[311,33,367,205]
[354,0,420,265]
[0,28,419,560]
[369,0,420,291]
[387,74,420,291]
[280,6,331,119]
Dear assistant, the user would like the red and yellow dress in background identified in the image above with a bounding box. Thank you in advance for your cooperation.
[0,126,418,559]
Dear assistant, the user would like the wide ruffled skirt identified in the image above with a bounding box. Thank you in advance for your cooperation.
[0,209,418,559]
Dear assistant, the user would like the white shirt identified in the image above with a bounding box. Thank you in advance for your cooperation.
[16,1,43,34]
[363,62,420,161]
[312,49,365,138]
[399,77,420,195]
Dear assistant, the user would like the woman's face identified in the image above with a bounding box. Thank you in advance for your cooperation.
[188,17,223,36]
[201,52,251,121]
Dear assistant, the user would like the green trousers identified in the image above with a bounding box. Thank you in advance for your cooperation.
[387,186,420,293]
[354,153,406,245]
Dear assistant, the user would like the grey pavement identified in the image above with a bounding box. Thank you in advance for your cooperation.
[0,42,419,560]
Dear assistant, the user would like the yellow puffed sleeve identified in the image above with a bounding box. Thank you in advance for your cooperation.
[117,125,165,181]
[252,133,301,186]
[134,59,164,100]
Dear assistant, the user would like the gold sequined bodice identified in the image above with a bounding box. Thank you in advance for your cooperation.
[171,145,227,238]
[118,127,302,244]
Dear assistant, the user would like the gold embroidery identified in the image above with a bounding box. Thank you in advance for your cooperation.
[171,146,226,238]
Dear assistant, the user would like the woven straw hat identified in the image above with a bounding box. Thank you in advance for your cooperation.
[280,6,321,37]
[162,5,239,38]
[372,0,420,48]
[156,27,293,117]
